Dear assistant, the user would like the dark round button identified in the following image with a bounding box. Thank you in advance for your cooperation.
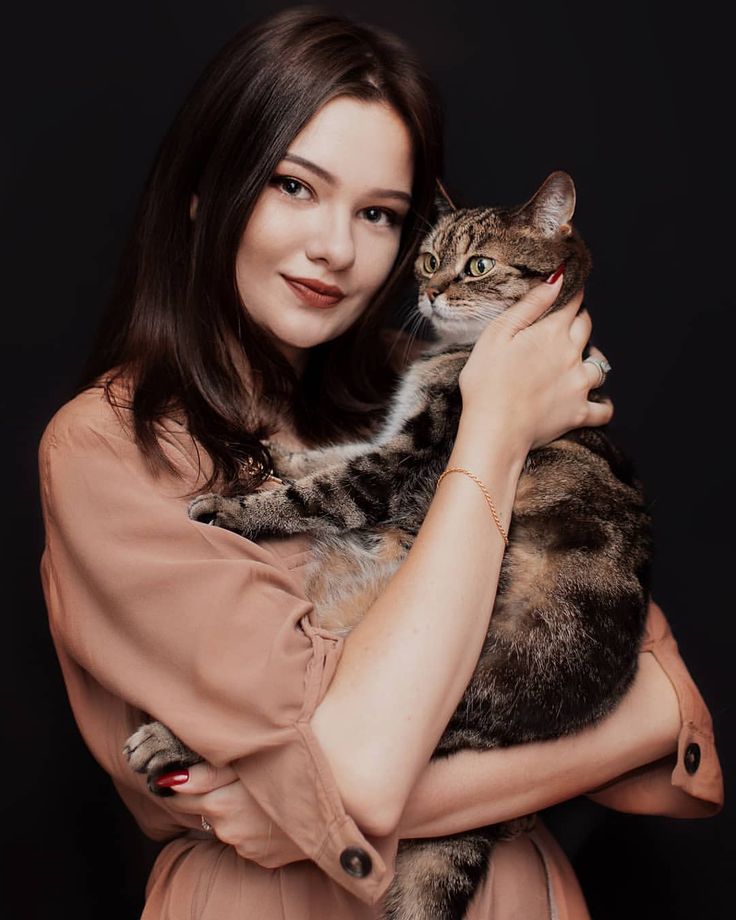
[684,742,701,775]
[340,846,372,878]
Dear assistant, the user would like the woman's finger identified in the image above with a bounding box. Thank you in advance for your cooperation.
[584,396,614,426]
[568,307,592,352]
[504,272,564,336]
[155,761,239,795]
[543,287,584,327]
[582,346,612,389]
[156,776,241,816]
[560,287,585,316]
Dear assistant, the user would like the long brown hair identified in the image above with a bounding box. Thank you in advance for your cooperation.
[76,6,444,495]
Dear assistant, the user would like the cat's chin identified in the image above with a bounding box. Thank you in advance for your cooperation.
[418,300,489,347]
[429,318,485,347]
[436,333,477,347]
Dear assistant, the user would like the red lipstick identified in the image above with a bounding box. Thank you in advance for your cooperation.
[282,275,345,308]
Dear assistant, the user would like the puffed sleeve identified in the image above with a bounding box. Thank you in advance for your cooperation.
[584,599,724,817]
[38,385,398,906]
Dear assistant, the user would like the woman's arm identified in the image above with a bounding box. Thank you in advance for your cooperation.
[311,279,613,835]
[396,649,682,838]
[38,391,399,905]
[312,426,525,836]
[397,600,724,838]
[163,623,721,860]
[583,600,723,818]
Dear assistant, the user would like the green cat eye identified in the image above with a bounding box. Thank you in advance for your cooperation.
[466,256,496,277]
[422,252,439,274]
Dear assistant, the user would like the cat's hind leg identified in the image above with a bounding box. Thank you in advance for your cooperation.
[382,834,495,920]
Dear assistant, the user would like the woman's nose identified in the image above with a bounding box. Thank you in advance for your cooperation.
[305,209,355,271]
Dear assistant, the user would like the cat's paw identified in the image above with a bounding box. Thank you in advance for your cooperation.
[188,493,251,533]
[264,440,316,479]
[123,721,203,795]
[263,439,295,470]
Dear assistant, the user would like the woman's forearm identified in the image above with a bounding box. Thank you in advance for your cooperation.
[396,650,682,838]
[311,412,527,836]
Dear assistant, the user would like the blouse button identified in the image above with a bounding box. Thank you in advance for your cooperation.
[684,742,701,775]
[340,846,373,878]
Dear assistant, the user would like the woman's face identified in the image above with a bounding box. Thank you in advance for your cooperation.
[234,96,414,371]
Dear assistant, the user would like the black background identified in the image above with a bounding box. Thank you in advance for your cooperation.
[4,1,732,916]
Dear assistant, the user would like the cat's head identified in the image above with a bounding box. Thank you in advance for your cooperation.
[414,171,592,345]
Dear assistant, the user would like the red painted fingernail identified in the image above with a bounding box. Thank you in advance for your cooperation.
[545,262,565,284]
[155,770,189,788]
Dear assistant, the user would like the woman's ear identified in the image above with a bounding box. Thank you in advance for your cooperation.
[189,193,199,221]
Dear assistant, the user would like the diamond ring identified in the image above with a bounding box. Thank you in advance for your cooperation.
[583,356,612,387]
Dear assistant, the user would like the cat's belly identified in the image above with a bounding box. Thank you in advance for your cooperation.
[306,530,408,636]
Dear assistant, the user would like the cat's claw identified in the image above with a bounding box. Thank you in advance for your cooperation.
[188,492,222,522]
[188,493,251,534]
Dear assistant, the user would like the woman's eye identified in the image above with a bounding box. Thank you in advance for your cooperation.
[465,255,496,277]
[273,176,311,199]
[361,206,399,227]
[422,252,438,274]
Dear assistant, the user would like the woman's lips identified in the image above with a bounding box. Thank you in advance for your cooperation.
[282,275,345,308]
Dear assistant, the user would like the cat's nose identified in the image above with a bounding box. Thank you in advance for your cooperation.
[425,287,438,303]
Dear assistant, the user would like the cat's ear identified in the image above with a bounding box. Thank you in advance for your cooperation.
[512,171,576,238]
[433,178,457,219]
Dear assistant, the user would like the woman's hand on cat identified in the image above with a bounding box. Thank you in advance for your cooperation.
[458,273,614,453]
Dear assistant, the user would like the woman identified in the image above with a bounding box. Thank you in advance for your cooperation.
[38,8,723,919]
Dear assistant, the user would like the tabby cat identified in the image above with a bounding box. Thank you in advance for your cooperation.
[124,171,653,920]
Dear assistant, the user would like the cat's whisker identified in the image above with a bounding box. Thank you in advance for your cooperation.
[383,307,415,371]
[390,306,430,370]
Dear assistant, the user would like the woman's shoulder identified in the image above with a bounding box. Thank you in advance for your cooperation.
[40,367,136,454]
[39,367,210,492]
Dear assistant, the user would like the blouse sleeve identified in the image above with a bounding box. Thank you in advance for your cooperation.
[584,599,724,817]
[38,388,397,906]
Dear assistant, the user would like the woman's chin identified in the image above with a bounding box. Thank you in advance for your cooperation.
[268,315,351,353]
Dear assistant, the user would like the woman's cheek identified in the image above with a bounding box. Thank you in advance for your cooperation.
[360,232,401,296]
[243,196,302,256]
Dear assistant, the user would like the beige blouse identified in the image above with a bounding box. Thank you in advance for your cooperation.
[38,374,724,919]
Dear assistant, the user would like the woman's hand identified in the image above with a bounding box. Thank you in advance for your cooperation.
[458,272,613,453]
[156,763,306,867]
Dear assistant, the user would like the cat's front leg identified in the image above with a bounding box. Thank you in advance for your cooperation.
[188,472,368,539]
[266,439,371,480]
[123,721,202,795]
[188,490,289,538]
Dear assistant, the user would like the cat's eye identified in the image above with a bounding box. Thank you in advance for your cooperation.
[465,256,496,277]
[422,252,439,274]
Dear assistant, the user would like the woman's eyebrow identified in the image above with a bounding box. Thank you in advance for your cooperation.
[282,153,412,203]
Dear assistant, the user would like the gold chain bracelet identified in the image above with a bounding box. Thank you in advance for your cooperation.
[436,466,510,547]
